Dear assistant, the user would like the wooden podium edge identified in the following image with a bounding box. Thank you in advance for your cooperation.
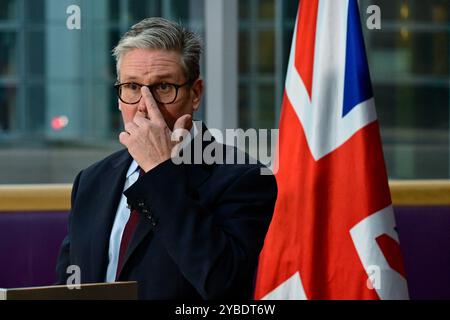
[0,281,138,300]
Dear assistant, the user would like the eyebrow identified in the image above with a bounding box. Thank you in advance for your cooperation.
[122,76,140,82]
[121,74,177,83]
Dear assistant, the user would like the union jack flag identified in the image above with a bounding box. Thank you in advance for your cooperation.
[254,0,409,299]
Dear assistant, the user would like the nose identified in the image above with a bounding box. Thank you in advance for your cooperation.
[137,95,148,115]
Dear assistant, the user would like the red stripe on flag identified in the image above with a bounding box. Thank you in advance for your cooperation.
[376,234,407,278]
[295,0,319,99]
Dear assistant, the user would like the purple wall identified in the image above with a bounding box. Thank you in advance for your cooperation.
[395,206,450,299]
[0,207,449,299]
[0,211,68,288]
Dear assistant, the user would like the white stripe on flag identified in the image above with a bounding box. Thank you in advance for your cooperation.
[350,206,410,300]
[261,272,308,300]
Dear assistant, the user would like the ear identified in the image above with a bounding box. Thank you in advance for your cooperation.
[190,78,204,111]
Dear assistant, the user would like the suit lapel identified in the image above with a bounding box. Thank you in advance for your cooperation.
[118,163,213,278]
[88,149,132,281]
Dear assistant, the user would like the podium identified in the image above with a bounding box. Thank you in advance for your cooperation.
[0,282,138,300]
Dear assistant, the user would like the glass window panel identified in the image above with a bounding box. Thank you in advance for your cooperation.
[410,0,448,23]
[0,0,19,21]
[25,0,45,24]
[366,0,448,23]
[383,140,449,179]
[86,83,113,138]
[368,31,449,77]
[376,83,449,179]
[258,0,275,20]
[239,0,250,20]
[108,0,120,24]
[110,88,122,135]
[375,84,449,130]
[185,0,204,25]
[128,0,162,22]
[0,86,17,132]
[238,84,251,129]
[239,30,250,74]
[0,32,18,77]
[283,27,294,63]
[109,28,121,80]
[26,85,45,133]
[26,30,46,77]
[364,0,403,22]
[410,31,449,76]
[284,0,299,20]
[257,84,275,129]
[360,0,450,179]
[257,29,275,73]
[238,83,276,130]
[171,0,190,20]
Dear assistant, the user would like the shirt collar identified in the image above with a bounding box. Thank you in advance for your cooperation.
[126,159,139,179]
[125,120,199,178]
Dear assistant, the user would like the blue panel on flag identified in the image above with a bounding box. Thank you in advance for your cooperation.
[342,0,373,117]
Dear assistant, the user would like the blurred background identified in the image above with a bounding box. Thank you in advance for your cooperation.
[0,0,448,183]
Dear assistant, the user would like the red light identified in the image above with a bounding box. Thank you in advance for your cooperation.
[51,116,69,131]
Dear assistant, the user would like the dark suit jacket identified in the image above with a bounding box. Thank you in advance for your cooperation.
[56,125,277,299]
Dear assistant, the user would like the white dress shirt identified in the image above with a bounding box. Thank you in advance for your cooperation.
[105,121,199,282]
[105,160,140,282]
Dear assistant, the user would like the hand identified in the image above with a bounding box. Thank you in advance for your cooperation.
[119,87,192,172]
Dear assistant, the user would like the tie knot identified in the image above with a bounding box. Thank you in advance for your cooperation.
[138,167,145,177]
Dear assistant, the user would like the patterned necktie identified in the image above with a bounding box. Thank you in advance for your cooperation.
[115,168,144,280]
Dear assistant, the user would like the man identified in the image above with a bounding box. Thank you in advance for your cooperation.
[56,17,277,300]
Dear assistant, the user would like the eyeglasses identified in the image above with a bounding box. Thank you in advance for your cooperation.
[115,81,190,105]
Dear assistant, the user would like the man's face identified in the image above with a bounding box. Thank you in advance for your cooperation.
[118,48,203,130]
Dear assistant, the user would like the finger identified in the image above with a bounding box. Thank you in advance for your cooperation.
[124,121,139,134]
[133,114,150,127]
[172,114,192,143]
[119,131,130,146]
[141,86,165,125]
[173,114,192,132]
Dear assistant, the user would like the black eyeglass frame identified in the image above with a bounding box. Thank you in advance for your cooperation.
[114,81,190,105]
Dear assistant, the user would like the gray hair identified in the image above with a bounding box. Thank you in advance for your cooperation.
[112,17,202,82]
